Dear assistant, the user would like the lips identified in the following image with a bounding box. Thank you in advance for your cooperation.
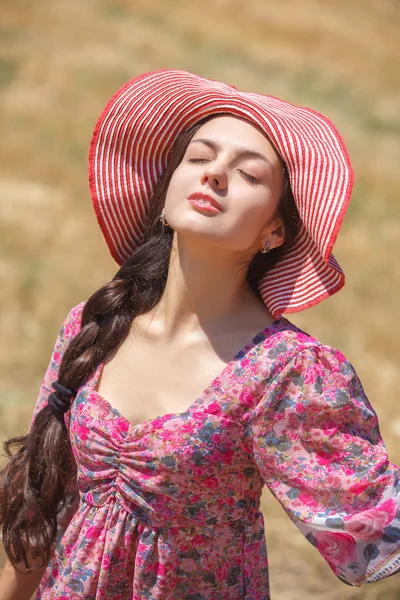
[187,192,223,212]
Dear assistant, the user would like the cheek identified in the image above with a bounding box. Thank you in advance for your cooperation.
[221,189,278,248]
[229,189,276,229]
[165,169,193,206]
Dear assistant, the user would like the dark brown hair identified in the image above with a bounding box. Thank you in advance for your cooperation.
[0,114,300,571]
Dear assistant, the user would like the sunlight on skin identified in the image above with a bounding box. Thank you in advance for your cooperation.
[165,115,286,257]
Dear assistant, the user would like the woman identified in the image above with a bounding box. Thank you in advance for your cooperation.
[1,70,399,599]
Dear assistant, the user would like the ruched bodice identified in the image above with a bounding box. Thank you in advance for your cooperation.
[74,388,263,530]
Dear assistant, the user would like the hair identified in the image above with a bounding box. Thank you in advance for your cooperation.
[0,114,300,571]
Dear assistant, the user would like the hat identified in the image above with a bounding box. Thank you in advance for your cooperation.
[88,69,353,317]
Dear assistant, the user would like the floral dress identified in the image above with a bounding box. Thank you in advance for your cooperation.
[31,302,400,599]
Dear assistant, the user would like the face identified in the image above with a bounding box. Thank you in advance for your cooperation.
[164,115,286,255]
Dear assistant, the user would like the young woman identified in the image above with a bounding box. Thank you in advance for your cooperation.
[1,70,399,599]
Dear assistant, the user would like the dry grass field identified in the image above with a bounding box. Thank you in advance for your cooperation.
[1,0,399,598]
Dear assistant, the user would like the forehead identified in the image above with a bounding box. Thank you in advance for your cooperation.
[191,115,281,163]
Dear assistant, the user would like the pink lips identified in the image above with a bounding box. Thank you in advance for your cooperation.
[187,192,223,213]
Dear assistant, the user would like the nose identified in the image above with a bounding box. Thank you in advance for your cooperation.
[200,163,227,190]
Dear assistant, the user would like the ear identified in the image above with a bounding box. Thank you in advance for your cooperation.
[261,217,286,251]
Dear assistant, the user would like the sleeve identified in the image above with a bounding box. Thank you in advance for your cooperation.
[27,301,86,545]
[27,301,85,433]
[244,344,400,587]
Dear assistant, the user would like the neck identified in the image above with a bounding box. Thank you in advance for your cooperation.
[142,233,270,340]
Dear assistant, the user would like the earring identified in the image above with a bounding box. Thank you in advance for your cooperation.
[261,241,271,254]
[159,208,170,227]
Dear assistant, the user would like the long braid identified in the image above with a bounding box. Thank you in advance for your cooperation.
[0,229,175,571]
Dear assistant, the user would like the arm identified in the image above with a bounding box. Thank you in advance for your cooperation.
[244,345,400,586]
[0,559,48,600]
[26,302,85,548]
[0,302,85,600]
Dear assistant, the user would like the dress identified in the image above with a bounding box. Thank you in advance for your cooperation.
[30,302,400,599]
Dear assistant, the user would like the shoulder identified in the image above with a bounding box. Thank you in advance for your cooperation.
[60,300,86,340]
[265,321,369,415]
[248,321,372,429]
[259,316,356,382]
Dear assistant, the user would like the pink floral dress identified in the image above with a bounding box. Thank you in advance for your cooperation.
[31,302,400,599]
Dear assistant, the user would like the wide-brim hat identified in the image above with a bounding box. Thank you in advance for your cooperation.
[88,69,353,318]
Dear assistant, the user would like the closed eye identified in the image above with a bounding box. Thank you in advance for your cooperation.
[188,158,210,164]
[238,170,258,186]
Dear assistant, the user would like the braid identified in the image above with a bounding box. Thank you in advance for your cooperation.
[0,233,174,571]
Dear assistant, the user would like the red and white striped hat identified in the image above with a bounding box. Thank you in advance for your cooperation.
[89,69,353,317]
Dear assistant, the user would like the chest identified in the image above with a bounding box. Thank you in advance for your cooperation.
[93,332,235,427]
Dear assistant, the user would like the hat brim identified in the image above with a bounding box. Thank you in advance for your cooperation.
[89,69,353,317]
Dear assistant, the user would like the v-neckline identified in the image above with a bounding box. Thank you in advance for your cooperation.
[87,316,287,435]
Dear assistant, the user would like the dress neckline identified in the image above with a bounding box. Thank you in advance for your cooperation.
[87,316,288,435]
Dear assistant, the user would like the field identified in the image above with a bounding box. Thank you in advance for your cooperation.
[0,0,399,597]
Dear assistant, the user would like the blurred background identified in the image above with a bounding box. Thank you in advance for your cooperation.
[1,0,399,597]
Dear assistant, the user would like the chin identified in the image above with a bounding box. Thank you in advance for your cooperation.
[170,212,218,235]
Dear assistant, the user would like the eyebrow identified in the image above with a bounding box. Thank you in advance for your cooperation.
[189,138,273,168]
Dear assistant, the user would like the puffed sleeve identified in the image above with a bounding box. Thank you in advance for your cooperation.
[244,344,400,586]
[27,301,85,544]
